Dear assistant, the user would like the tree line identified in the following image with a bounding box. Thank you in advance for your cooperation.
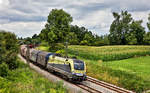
[22,9,150,51]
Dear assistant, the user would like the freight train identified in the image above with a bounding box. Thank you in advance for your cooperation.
[20,45,87,82]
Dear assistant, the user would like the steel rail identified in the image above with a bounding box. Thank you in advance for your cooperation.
[75,83,102,93]
[87,77,132,93]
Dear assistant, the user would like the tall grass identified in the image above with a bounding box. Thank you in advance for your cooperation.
[0,59,68,93]
[68,45,150,61]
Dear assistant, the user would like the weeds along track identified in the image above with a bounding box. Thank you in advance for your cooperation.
[86,76,133,93]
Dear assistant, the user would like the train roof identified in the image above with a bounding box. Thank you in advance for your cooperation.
[31,49,41,54]
[73,59,84,63]
[38,51,51,56]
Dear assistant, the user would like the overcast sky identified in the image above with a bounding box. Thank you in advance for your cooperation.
[0,0,150,37]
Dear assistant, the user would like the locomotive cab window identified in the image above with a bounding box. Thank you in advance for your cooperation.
[73,60,84,70]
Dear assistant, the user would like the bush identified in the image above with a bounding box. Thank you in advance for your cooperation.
[56,49,66,56]
[49,43,65,52]
[0,63,9,77]
[80,40,88,45]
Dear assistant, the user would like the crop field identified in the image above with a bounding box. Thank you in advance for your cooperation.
[38,45,150,92]
[68,45,150,61]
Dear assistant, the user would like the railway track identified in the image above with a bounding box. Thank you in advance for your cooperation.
[75,83,102,93]
[86,76,133,93]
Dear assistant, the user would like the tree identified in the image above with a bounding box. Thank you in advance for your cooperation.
[0,31,19,70]
[144,14,150,45]
[147,14,150,31]
[68,32,79,45]
[144,32,150,45]
[70,25,84,42]
[81,32,94,46]
[32,34,38,39]
[128,20,145,45]
[100,35,110,45]
[70,25,97,45]
[0,32,6,63]
[24,37,32,44]
[40,28,49,41]
[109,11,132,45]
[40,9,73,51]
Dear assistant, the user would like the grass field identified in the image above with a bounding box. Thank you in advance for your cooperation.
[0,58,68,93]
[77,56,150,93]
[103,56,150,81]
[37,44,150,92]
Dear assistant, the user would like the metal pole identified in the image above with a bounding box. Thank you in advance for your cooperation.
[65,42,68,58]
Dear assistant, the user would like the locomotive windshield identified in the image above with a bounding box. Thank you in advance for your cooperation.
[74,60,84,70]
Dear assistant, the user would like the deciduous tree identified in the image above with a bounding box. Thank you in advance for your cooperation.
[147,14,150,31]
[0,31,19,70]
[40,9,73,51]
[129,20,145,45]
[109,11,132,45]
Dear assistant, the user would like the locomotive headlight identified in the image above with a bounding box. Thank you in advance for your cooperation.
[72,71,75,74]
[75,73,83,76]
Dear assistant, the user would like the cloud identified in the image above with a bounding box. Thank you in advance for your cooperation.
[132,10,150,31]
[72,9,113,30]
[0,21,45,37]
[0,0,150,37]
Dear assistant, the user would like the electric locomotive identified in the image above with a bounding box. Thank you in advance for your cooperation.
[47,54,87,81]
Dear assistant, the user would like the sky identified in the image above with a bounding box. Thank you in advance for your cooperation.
[0,0,150,38]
